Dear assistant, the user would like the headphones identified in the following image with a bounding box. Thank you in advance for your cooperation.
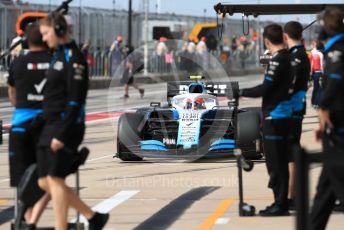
[49,12,68,38]
[318,8,344,26]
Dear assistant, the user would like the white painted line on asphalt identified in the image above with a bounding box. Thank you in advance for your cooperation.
[0,155,114,186]
[87,154,113,163]
[0,178,10,184]
[91,190,140,213]
[71,190,140,224]
[215,217,230,225]
[86,109,136,115]
[86,117,119,125]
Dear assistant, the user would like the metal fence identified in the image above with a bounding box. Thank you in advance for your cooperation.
[0,2,320,78]
[0,2,262,77]
[0,3,261,50]
[1,47,258,83]
[86,47,259,78]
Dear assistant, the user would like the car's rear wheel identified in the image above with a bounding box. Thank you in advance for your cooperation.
[237,107,263,160]
[117,113,144,161]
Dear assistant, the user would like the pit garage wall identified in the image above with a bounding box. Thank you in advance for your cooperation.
[0,2,320,51]
[0,2,321,75]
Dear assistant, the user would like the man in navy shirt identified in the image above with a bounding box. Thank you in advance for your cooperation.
[239,24,293,216]
[8,23,51,229]
[310,8,344,229]
[283,21,311,210]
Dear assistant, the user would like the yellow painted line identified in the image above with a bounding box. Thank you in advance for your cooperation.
[189,196,274,230]
[199,198,236,230]
[0,199,8,205]
[245,196,272,200]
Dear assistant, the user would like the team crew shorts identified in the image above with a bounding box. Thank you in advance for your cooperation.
[37,120,85,178]
[9,121,40,187]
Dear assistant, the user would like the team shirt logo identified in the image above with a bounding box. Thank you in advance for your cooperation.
[27,78,47,101]
[27,63,50,70]
[328,51,342,63]
[53,61,64,71]
[34,78,47,94]
[73,63,85,80]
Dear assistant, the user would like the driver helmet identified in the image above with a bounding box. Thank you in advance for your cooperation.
[194,97,206,110]
[183,98,193,109]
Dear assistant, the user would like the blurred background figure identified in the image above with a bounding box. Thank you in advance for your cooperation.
[120,47,144,99]
[178,41,189,71]
[10,36,23,59]
[156,36,168,73]
[196,36,208,71]
[187,35,196,53]
[231,36,238,53]
[219,37,232,71]
[185,36,197,73]
[309,39,324,108]
[110,35,124,78]
[238,36,250,70]
[64,15,73,34]
[196,36,207,53]
[81,39,91,57]
[81,39,95,70]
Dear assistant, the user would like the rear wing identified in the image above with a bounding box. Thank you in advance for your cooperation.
[167,81,239,99]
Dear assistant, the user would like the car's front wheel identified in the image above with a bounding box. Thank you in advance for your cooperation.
[237,107,263,160]
[117,113,144,161]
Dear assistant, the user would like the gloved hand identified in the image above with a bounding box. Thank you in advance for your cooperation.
[232,88,240,99]
[233,87,244,99]
[234,89,244,99]
[239,89,244,97]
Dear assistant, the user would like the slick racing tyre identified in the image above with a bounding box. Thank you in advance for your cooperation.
[237,107,262,160]
[117,113,144,161]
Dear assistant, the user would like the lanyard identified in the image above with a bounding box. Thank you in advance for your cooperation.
[324,33,344,52]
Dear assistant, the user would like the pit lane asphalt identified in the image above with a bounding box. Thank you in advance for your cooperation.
[0,74,343,230]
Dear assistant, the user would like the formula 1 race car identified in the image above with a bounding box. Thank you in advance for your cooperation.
[116,76,262,161]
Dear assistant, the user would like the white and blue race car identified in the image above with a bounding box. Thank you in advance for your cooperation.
[116,76,262,161]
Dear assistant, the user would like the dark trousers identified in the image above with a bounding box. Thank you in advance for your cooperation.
[289,117,303,162]
[311,72,323,107]
[310,133,344,230]
[291,117,303,144]
[9,121,40,187]
[262,118,290,208]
